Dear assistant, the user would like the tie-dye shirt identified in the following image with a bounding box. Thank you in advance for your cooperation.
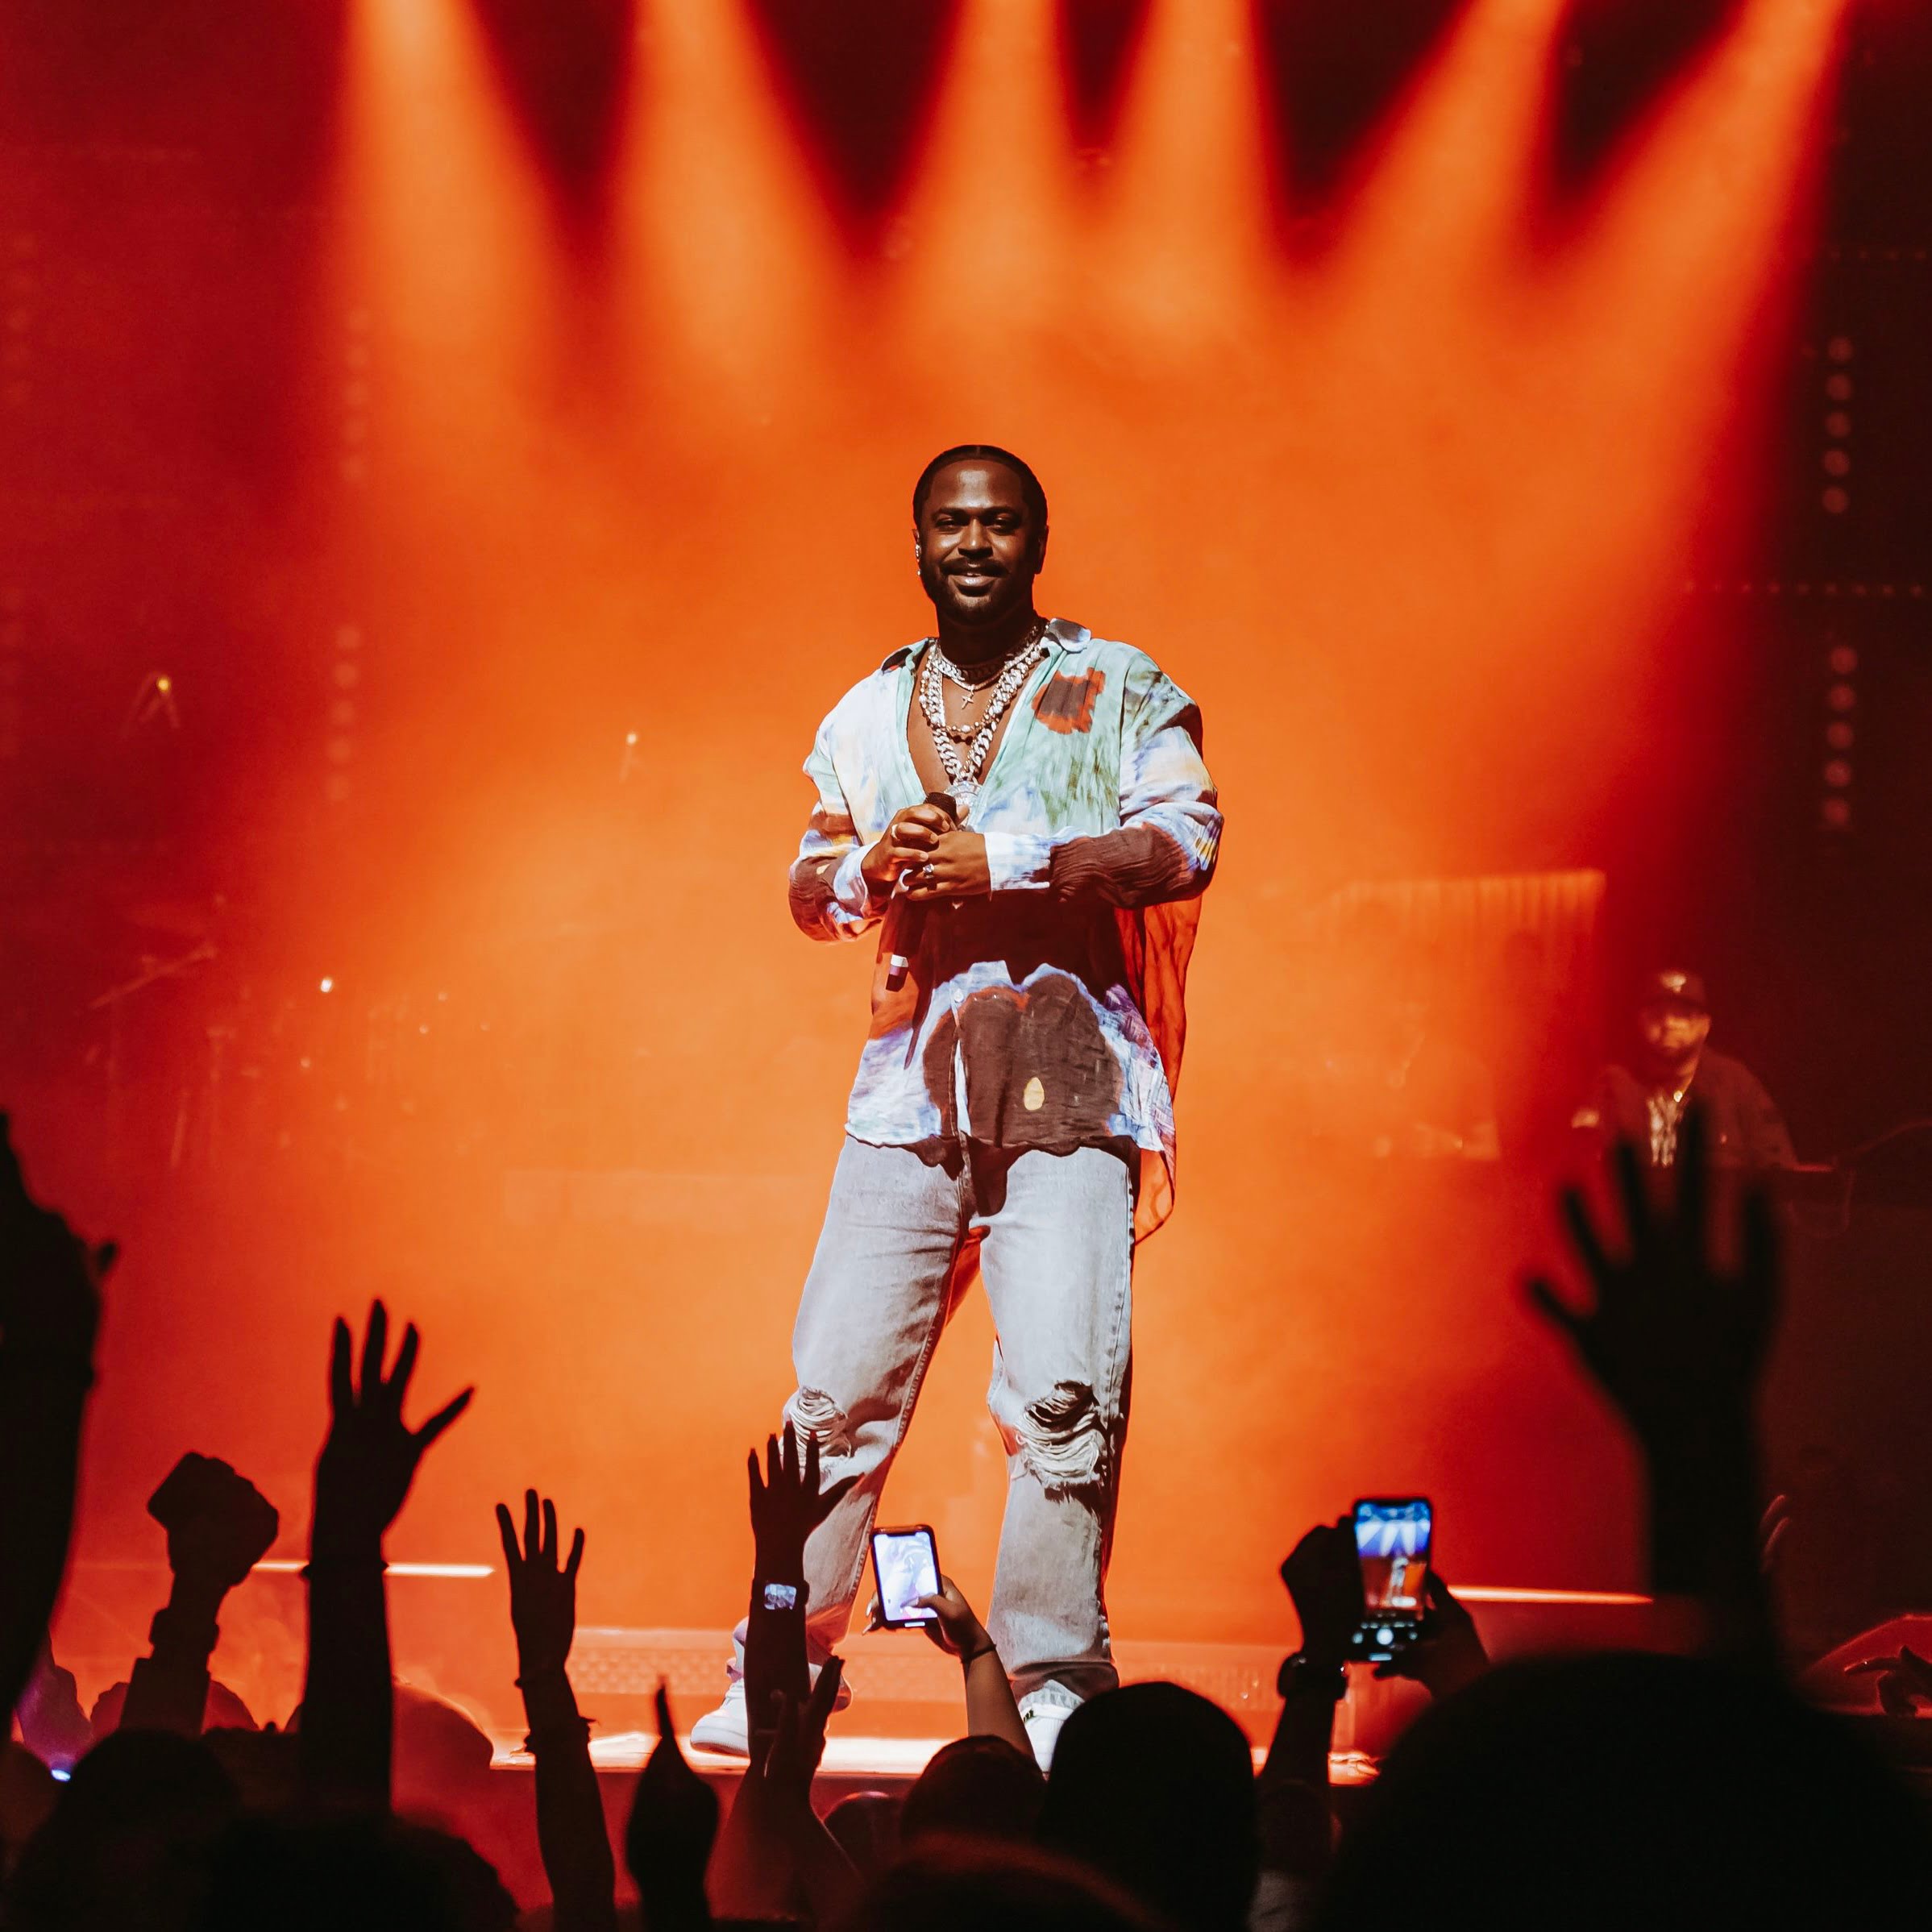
[788,619,1220,1236]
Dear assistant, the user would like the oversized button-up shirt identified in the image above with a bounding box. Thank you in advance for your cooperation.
[787,619,1220,1236]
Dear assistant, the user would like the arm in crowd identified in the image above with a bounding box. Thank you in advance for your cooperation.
[497,1489,617,1932]
[0,1119,108,1724]
[708,1423,858,1922]
[120,1452,278,1737]
[881,1575,1029,1758]
[1530,1112,1780,1667]
[301,1301,472,1809]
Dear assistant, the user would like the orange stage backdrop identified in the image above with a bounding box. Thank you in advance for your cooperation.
[6,0,1853,1728]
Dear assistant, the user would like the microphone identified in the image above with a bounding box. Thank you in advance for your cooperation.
[885,789,958,991]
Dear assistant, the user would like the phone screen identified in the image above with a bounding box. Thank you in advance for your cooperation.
[1352,1497,1432,1660]
[870,1526,941,1627]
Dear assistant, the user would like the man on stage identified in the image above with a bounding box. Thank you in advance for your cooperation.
[1573,967,1795,1170]
[692,445,1221,1765]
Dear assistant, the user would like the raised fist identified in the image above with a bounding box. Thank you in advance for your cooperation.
[147,1452,280,1592]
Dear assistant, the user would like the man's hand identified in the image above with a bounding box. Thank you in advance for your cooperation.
[1845,1644,1932,1717]
[758,1657,843,1801]
[899,829,991,901]
[1527,1112,1780,1451]
[750,1423,856,1585]
[1373,1573,1487,1699]
[859,804,956,899]
[313,1302,472,1552]
[865,1575,994,1663]
[147,1453,280,1597]
[0,1115,110,1367]
[1280,1520,1361,1670]
[496,1489,584,1681]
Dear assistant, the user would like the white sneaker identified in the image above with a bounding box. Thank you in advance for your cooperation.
[688,1664,855,1758]
[1018,1686,1081,1772]
[688,1678,749,1756]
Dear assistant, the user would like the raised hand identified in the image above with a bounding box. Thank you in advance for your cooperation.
[749,1423,856,1583]
[0,1114,111,1367]
[314,1301,472,1552]
[711,1660,858,1923]
[864,1573,991,1660]
[1279,1519,1361,1670]
[497,1490,585,1681]
[1528,1112,1780,1449]
[149,1452,280,1594]
[1844,1644,1932,1718]
[1531,1115,1776,1644]
[628,1683,718,1932]
[760,1656,843,1800]
[1373,1573,1487,1698]
[864,1575,1028,1753]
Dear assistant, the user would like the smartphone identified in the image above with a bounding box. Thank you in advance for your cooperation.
[870,1524,941,1628]
[1349,1496,1432,1662]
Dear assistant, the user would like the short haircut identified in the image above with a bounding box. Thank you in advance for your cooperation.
[913,444,1049,531]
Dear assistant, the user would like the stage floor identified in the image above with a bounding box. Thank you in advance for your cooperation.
[488,1729,1384,1799]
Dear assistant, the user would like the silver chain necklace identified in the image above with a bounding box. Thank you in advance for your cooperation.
[931,619,1046,691]
[916,627,1048,804]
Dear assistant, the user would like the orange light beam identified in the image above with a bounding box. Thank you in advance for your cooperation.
[1105,0,1279,339]
[616,0,842,407]
[1332,0,1569,288]
[891,0,1076,342]
[336,0,556,397]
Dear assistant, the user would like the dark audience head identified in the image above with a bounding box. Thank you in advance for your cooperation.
[10,1730,238,1932]
[1312,1651,1930,1931]
[0,1743,58,1870]
[1038,1681,1258,1932]
[838,1840,1162,1932]
[900,1735,1045,1847]
[392,1685,497,1806]
[195,1812,517,1932]
[90,1679,257,1739]
[198,1726,301,1815]
[822,1789,903,1876]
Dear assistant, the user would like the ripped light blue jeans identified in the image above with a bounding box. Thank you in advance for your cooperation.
[782,1135,1135,1705]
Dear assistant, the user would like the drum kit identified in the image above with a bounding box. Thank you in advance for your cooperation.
[4,850,654,1184]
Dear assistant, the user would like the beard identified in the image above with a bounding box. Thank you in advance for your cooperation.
[919,552,1035,634]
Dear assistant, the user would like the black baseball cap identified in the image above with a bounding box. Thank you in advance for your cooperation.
[1639,968,1708,1013]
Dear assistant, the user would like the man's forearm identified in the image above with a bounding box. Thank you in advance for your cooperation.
[962,1647,1029,1755]
[520,1666,618,1932]
[121,1574,226,1736]
[1047,822,1214,908]
[301,1528,394,1809]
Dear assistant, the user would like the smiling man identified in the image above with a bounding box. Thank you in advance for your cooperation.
[691,444,1221,1768]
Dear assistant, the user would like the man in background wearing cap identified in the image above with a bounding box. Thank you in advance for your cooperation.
[1573,969,1795,1169]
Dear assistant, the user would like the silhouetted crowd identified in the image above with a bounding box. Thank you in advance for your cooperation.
[0,1109,1925,1931]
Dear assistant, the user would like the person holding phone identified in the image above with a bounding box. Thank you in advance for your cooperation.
[691,447,1222,1767]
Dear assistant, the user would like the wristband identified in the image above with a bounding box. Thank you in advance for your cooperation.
[1277,1652,1348,1702]
[149,1604,220,1659]
[520,1718,593,1752]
